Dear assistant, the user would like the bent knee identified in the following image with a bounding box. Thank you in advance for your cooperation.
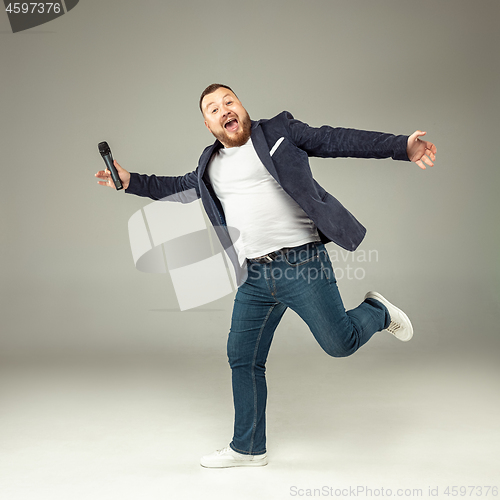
[323,347,355,358]
[319,338,358,358]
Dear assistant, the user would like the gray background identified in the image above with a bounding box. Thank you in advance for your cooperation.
[1,0,499,499]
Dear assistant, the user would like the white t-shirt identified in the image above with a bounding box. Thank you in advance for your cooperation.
[207,138,320,266]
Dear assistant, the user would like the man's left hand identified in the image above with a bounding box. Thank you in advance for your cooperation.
[407,130,437,170]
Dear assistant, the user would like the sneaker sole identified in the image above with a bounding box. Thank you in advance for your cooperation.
[365,291,413,341]
[200,457,268,468]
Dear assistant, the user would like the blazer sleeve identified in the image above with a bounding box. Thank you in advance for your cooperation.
[284,111,410,161]
[124,168,201,202]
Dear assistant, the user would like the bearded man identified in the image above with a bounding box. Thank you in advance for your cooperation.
[95,83,436,468]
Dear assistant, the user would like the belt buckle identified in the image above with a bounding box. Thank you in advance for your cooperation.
[251,252,276,263]
[252,248,289,264]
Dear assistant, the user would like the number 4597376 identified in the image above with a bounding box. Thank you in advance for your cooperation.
[5,3,62,14]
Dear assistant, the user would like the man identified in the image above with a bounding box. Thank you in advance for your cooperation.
[95,83,436,468]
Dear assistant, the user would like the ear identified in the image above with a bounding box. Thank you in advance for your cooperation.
[204,120,210,131]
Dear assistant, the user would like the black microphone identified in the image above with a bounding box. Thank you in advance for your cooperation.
[98,141,123,190]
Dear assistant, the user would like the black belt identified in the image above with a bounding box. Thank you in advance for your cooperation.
[247,247,292,264]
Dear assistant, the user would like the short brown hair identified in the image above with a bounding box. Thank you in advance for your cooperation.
[199,83,236,113]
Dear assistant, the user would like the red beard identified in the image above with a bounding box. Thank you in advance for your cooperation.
[210,111,252,148]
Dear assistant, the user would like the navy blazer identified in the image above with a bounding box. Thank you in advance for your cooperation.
[126,111,410,281]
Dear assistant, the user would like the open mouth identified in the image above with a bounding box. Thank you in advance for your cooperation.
[224,118,239,132]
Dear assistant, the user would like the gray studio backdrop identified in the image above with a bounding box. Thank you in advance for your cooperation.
[1,0,498,356]
[1,0,499,498]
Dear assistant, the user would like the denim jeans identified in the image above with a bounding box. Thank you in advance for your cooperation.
[227,241,390,455]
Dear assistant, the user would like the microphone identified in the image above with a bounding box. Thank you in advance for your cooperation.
[98,141,123,190]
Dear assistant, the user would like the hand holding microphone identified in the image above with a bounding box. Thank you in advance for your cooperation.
[95,141,130,190]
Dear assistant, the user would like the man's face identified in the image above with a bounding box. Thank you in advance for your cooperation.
[202,88,251,148]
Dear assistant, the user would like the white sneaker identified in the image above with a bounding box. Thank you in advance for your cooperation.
[200,445,268,468]
[364,291,413,341]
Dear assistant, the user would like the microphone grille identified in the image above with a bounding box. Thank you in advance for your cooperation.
[98,141,110,156]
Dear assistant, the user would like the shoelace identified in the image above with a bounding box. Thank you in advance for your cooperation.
[386,321,402,335]
[216,446,232,455]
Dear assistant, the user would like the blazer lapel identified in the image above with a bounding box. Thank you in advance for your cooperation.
[251,122,281,184]
[199,140,223,182]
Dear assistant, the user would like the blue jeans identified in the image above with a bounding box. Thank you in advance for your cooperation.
[227,241,390,455]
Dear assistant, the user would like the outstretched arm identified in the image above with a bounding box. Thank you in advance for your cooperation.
[407,130,437,170]
[95,160,201,201]
[285,112,410,161]
[285,112,437,167]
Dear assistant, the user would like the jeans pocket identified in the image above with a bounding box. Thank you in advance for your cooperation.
[318,248,337,284]
[284,243,319,267]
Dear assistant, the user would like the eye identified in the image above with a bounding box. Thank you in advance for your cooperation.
[211,108,218,114]
[226,101,233,105]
